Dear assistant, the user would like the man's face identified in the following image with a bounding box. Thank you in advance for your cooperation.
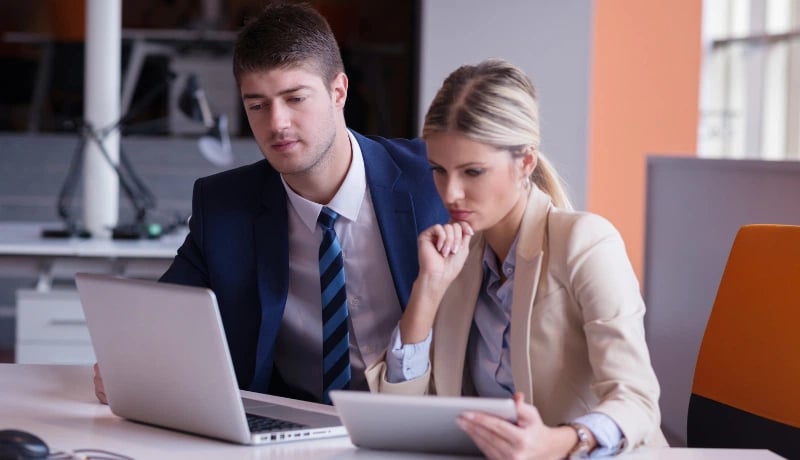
[239,65,347,178]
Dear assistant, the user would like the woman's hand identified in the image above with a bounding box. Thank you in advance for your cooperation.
[399,221,474,344]
[457,393,586,460]
[417,221,474,285]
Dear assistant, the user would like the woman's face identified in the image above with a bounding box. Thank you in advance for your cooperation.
[425,131,533,233]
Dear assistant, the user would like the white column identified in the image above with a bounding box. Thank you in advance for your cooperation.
[83,0,121,238]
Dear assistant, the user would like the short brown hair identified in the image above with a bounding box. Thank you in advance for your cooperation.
[232,2,344,86]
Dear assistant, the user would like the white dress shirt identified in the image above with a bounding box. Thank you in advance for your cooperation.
[273,130,402,402]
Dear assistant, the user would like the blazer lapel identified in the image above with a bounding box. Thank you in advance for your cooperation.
[509,188,552,403]
[250,172,290,392]
[433,234,485,396]
[357,133,418,307]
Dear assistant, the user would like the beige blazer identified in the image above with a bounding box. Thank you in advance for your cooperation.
[366,187,667,451]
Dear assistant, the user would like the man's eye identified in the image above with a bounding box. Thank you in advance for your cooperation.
[288,97,305,103]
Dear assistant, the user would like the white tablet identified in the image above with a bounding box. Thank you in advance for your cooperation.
[330,390,516,456]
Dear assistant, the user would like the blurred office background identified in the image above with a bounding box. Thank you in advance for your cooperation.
[2,0,799,449]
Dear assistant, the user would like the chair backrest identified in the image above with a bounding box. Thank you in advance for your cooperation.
[687,224,800,458]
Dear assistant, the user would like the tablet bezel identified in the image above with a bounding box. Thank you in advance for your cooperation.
[330,390,516,455]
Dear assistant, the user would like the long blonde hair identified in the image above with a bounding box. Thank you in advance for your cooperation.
[422,59,572,209]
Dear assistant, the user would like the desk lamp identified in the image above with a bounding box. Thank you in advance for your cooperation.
[179,74,233,167]
[42,72,230,240]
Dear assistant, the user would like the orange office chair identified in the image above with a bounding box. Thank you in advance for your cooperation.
[687,224,800,459]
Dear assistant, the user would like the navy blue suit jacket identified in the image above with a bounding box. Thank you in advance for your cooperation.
[160,131,448,397]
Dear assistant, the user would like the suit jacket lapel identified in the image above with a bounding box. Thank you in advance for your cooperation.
[250,171,290,392]
[357,132,418,307]
[509,188,551,403]
[433,234,484,396]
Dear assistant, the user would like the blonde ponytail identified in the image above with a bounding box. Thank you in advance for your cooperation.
[423,59,573,209]
[532,153,572,210]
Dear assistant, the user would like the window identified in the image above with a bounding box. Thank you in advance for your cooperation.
[698,0,800,159]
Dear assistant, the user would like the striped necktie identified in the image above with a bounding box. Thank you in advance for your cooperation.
[318,206,351,404]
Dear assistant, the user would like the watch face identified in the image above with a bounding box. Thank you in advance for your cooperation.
[568,424,592,459]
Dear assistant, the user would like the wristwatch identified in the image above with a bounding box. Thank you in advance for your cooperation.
[566,423,592,459]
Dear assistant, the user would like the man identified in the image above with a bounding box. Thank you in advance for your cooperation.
[94,2,447,404]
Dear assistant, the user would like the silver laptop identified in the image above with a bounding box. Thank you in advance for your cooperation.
[75,272,346,445]
[330,390,516,455]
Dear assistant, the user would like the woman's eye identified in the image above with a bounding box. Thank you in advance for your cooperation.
[465,169,484,177]
[430,166,445,174]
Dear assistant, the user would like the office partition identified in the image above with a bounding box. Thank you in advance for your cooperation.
[644,155,800,446]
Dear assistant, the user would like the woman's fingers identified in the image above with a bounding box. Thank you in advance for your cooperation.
[450,221,474,255]
[441,222,473,256]
[513,392,543,428]
[456,220,475,236]
[420,222,473,262]
[432,224,446,252]
[458,398,552,460]
[457,412,517,460]
[448,223,462,255]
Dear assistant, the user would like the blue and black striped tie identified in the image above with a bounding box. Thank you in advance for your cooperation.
[318,207,351,404]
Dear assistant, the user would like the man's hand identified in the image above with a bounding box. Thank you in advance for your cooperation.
[93,362,108,404]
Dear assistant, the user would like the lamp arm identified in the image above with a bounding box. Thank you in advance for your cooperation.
[193,87,215,127]
[83,124,152,224]
[109,72,176,135]
[119,146,156,210]
[47,71,215,238]
[52,133,87,235]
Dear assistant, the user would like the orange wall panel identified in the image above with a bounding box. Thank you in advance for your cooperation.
[588,0,702,280]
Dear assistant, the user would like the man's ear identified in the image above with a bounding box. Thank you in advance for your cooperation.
[331,72,348,108]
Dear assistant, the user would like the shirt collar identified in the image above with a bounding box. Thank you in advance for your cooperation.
[282,130,366,232]
[482,234,520,279]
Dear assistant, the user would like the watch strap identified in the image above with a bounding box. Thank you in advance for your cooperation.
[564,422,592,459]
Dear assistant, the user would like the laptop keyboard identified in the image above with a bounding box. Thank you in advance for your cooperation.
[246,413,307,433]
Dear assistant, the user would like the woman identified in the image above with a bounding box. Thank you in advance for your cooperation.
[366,59,667,459]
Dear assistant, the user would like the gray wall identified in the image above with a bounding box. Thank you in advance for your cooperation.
[644,156,800,446]
[419,0,593,209]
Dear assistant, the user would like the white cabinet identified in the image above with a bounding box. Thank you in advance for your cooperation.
[15,289,95,364]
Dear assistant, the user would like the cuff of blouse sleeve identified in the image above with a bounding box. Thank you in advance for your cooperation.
[572,412,625,457]
[385,326,432,383]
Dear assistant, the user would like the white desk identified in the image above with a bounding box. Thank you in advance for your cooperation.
[0,222,185,289]
[0,364,784,460]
